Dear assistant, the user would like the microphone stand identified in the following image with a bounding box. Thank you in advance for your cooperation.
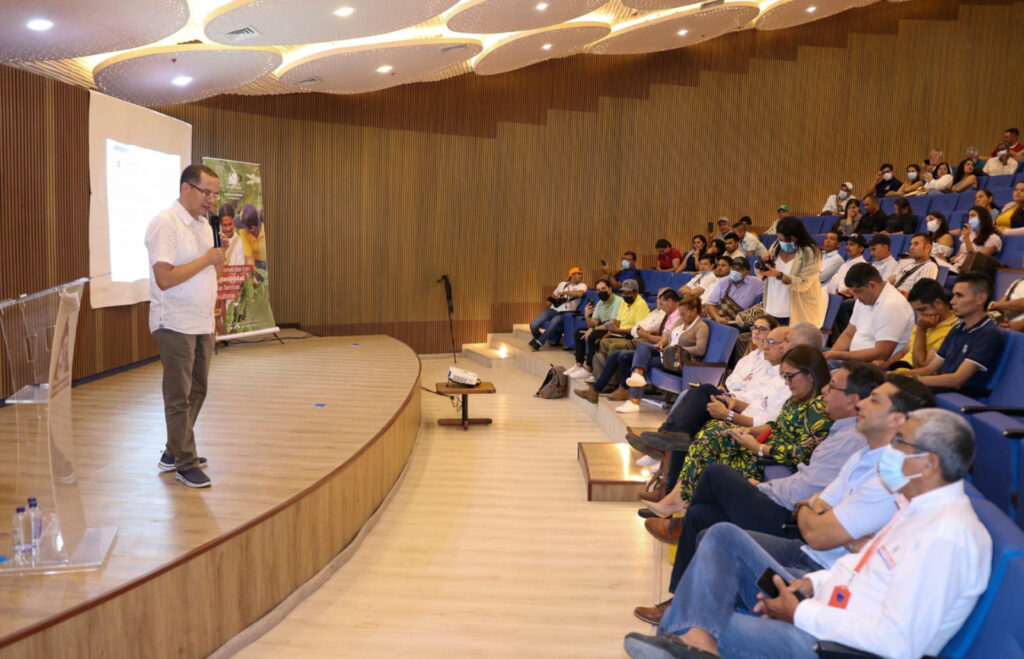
[437,274,457,363]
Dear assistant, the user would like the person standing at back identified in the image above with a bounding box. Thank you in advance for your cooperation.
[145,164,225,488]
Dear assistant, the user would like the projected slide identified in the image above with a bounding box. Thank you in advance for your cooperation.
[106,140,181,283]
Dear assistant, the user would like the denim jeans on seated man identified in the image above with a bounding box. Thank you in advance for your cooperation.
[658,522,820,659]
[627,342,664,400]
[529,308,570,346]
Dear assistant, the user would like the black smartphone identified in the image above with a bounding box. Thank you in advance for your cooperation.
[707,221,714,234]
[601,259,607,266]
[758,568,806,601]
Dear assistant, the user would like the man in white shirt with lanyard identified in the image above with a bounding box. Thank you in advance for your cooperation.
[145,165,225,488]
[624,408,991,659]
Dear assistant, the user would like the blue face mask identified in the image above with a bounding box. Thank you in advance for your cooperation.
[876,445,926,493]
[778,241,797,253]
[838,190,848,200]
[729,270,744,283]
[968,216,980,231]
[621,259,631,270]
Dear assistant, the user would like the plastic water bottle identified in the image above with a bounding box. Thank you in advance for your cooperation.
[11,507,27,565]
[27,498,42,559]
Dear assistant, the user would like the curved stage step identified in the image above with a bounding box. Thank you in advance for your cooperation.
[0,335,422,657]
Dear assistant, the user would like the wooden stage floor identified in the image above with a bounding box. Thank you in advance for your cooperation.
[0,334,421,655]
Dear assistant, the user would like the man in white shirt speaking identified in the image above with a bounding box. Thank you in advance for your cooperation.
[145,164,225,488]
[625,408,991,659]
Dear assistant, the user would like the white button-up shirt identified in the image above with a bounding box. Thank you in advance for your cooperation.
[795,481,991,659]
[145,200,217,335]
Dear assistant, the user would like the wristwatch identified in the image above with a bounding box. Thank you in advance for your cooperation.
[758,444,766,457]
[727,410,735,422]
[776,273,785,282]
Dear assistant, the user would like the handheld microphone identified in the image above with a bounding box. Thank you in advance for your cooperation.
[208,214,222,248]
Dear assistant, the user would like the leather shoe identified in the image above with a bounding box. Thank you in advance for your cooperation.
[624,632,720,659]
[640,431,693,452]
[645,516,682,544]
[627,432,665,460]
[638,487,666,503]
[574,386,599,403]
[633,598,673,625]
[608,387,630,401]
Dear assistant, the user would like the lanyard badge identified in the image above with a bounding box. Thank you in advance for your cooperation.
[828,584,851,609]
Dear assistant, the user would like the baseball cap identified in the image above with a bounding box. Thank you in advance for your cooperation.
[568,267,582,277]
[731,257,750,271]
[620,279,639,292]
[776,204,790,212]
[846,234,868,248]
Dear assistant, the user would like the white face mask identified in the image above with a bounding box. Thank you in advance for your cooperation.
[838,190,848,200]
[882,172,893,181]
[999,150,1009,158]
[926,219,940,233]
[907,171,918,181]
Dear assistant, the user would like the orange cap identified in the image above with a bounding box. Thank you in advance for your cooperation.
[568,267,583,277]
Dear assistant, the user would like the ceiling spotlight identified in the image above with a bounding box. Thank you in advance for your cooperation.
[334,6,354,17]
[806,5,816,12]
[26,18,54,31]
[677,29,688,36]
[536,2,548,10]
[541,43,552,50]
[171,76,193,86]
[376,65,393,74]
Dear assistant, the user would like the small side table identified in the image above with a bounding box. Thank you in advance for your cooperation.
[435,381,496,430]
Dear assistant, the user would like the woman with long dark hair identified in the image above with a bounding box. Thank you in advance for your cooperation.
[951,206,1001,271]
[678,234,708,272]
[759,216,824,326]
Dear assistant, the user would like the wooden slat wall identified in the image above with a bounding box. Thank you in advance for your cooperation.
[1,0,1022,397]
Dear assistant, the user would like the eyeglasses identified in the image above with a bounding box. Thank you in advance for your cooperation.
[826,381,848,393]
[752,325,770,333]
[780,369,807,383]
[186,181,219,200]
[891,436,933,455]
[763,338,784,346]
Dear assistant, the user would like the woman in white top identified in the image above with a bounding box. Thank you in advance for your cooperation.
[915,162,953,195]
[925,211,956,269]
[951,207,1002,271]
[724,316,777,395]
[758,217,824,327]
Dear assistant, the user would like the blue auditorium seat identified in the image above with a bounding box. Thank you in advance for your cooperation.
[936,265,950,286]
[948,211,967,230]
[879,197,897,215]
[647,322,739,395]
[821,293,842,334]
[670,272,693,290]
[955,191,978,211]
[994,269,1022,300]
[928,194,959,215]
[887,234,908,256]
[641,269,672,296]
[975,175,989,190]
[986,174,1016,190]
[906,196,931,216]
[1014,172,1024,186]
[993,188,1014,209]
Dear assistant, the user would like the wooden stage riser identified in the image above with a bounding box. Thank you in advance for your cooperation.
[2,388,420,658]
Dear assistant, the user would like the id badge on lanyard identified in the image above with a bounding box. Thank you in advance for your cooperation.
[828,496,906,609]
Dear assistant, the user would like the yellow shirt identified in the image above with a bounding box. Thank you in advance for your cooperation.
[904,314,958,366]
[240,227,266,263]
[615,298,650,330]
[996,206,1016,228]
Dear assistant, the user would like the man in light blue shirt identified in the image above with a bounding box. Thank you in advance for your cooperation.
[633,361,884,626]
[818,231,845,284]
[705,257,764,324]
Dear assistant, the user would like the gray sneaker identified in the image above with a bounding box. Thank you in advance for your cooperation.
[175,467,211,488]
[159,452,208,473]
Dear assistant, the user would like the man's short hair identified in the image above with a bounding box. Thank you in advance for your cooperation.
[825,231,842,242]
[655,238,671,249]
[955,271,995,304]
[739,216,753,226]
[879,163,894,171]
[911,231,932,244]
[788,321,823,350]
[716,256,733,268]
[844,262,883,289]
[698,253,714,265]
[907,408,975,482]
[863,192,878,203]
[658,288,681,302]
[1008,128,1020,138]
[732,221,746,229]
[180,164,218,187]
[838,361,886,399]
[595,278,612,289]
[893,198,910,212]
[624,251,637,261]
[907,279,947,306]
[723,232,740,243]
[884,374,937,413]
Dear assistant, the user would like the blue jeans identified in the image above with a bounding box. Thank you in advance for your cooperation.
[591,349,632,392]
[529,308,565,345]
[659,523,820,659]
[628,342,663,399]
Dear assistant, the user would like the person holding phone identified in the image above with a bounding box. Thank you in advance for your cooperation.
[625,408,991,659]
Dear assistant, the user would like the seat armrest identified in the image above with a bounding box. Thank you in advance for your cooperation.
[961,406,1024,416]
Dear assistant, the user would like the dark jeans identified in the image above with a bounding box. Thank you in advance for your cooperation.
[669,464,795,592]
[590,349,634,392]
[573,327,609,366]
[659,384,719,434]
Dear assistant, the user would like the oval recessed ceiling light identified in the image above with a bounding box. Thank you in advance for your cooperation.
[171,75,193,86]
[27,18,54,31]
[541,43,552,50]
[334,6,354,17]
[376,64,393,73]
[677,28,688,36]
[806,5,816,11]
[536,2,548,10]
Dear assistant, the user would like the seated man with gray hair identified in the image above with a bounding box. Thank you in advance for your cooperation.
[625,407,991,659]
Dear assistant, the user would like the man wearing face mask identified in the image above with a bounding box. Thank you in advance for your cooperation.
[566,279,621,380]
[601,251,645,294]
[983,143,1019,176]
[872,164,901,198]
[989,127,1023,158]
[704,258,764,325]
[625,407,990,659]
[820,181,854,216]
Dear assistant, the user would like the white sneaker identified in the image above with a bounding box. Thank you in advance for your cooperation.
[615,401,641,413]
[625,373,647,388]
[566,366,586,378]
[635,454,660,467]
[583,374,596,383]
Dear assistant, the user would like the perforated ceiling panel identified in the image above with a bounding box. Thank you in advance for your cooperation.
[589,2,759,55]
[755,0,861,31]
[93,45,282,105]
[447,0,608,34]
[0,0,189,62]
[474,22,610,76]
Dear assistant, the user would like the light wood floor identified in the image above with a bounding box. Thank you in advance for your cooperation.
[237,355,666,658]
[0,333,421,642]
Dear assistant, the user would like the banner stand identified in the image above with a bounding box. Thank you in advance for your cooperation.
[214,326,283,353]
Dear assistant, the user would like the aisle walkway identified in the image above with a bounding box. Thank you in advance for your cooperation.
[237,355,664,657]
